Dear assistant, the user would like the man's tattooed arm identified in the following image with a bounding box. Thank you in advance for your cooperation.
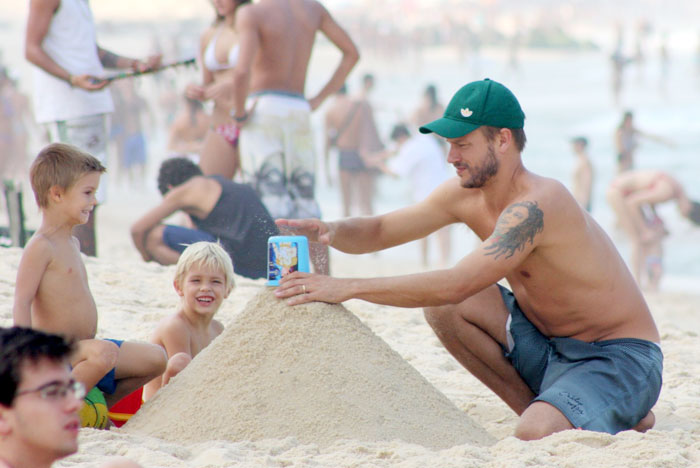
[98,49,131,69]
[483,201,544,259]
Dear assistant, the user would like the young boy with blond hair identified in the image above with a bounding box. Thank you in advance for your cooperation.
[12,143,166,424]
[143,241,234,400]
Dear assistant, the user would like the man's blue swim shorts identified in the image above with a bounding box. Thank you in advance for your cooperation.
[497,285,663,434]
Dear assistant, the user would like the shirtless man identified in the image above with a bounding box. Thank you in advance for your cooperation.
[324,84,383,217]
[275,79,662,440]
[231,0,359,274]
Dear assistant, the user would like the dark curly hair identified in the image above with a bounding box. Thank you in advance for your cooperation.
[157,157,203,195]
[0,327,74,406]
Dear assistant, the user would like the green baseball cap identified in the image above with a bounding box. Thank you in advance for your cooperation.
[419,78,525,138]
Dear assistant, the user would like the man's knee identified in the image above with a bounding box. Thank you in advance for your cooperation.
[80,339,119,372]
[514,402,574,440]
[423,305,462,341]
[144,225,166,253]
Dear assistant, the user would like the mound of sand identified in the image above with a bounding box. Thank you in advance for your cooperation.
[123,289,494,449]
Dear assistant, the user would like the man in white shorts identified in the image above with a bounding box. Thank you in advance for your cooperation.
[230,0,359,274]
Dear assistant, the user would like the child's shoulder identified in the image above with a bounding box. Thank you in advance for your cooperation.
[19,233,55,264]
[211,319,224,336]
[156,311,192,334]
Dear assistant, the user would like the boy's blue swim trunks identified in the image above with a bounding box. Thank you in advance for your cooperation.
[497,285,663,434]
[96,339,123,395]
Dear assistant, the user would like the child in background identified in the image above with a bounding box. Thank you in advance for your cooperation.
[143,241,234,400]
[12,143,166,426]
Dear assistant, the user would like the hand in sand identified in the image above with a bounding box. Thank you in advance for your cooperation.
[275,218,335,245]
[275,271,349,305]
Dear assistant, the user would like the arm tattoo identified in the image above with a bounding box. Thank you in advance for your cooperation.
[99,50,120,68]
[484,201,544,259]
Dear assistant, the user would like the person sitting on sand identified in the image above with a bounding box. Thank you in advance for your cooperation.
[607,169,700,291]
[12,143,167,427]
[0,326,143,468]
[274,79,663,440]
[130,156,278,279]
[143,242,234,400]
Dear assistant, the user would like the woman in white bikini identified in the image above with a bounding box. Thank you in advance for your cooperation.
[186,0,249,179]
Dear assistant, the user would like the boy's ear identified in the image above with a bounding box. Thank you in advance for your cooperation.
[49,185,64,202]
[173,279,184,297]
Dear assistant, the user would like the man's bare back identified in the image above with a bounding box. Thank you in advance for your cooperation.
[241,0,323,94]
[16,233,98,340]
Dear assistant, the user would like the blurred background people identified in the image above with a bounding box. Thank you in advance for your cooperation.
[186,0,249,179]
[607,169,700,290]
[570,136,593,212]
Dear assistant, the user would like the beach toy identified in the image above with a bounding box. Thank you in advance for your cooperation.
[267,235,310,285]
[108,387,144,428]
[79,386,109,429]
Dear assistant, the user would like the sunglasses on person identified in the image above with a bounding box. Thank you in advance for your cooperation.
[14,379,86,402]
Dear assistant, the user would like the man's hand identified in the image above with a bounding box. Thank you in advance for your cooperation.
[70,74,108,91]
[275,271,349,305]
[275,218,334,245]
[132,55,162,73]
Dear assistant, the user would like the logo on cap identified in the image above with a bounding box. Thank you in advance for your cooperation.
[460,108,473,118]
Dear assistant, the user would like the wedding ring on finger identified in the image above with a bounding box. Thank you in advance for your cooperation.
[302,284,307,294]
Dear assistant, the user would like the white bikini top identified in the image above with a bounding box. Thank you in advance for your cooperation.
[203,31,239,72]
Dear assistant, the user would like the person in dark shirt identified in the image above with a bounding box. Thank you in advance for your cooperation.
[130,157,278,279]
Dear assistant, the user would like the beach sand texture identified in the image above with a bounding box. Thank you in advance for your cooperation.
[1,197,699,466]
[1,246,699,467]
[123,289,494,449]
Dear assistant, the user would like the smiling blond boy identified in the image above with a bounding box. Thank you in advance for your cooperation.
[143,241,234,400]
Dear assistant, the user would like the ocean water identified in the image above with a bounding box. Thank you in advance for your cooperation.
[2,18,699,290]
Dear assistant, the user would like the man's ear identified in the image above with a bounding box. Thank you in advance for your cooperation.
[0,404,14,436]
[497,128,512,151]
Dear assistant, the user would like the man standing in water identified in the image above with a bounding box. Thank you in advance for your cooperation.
[230,0,359,274]
[274,79,662,440]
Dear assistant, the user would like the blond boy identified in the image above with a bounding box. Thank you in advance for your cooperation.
[143,242,234,400]
[12,143,166,413]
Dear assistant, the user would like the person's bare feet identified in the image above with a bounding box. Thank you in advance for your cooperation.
[633,410,655,432]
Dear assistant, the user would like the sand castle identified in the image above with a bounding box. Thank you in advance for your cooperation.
[123,289,494,449]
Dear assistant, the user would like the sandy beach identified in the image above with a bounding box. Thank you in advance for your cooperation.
[1,185,699,468]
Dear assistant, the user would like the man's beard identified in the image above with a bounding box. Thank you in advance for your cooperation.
[461,144,499,188]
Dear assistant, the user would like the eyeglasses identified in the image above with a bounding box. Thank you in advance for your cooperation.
[14,380,86,402]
